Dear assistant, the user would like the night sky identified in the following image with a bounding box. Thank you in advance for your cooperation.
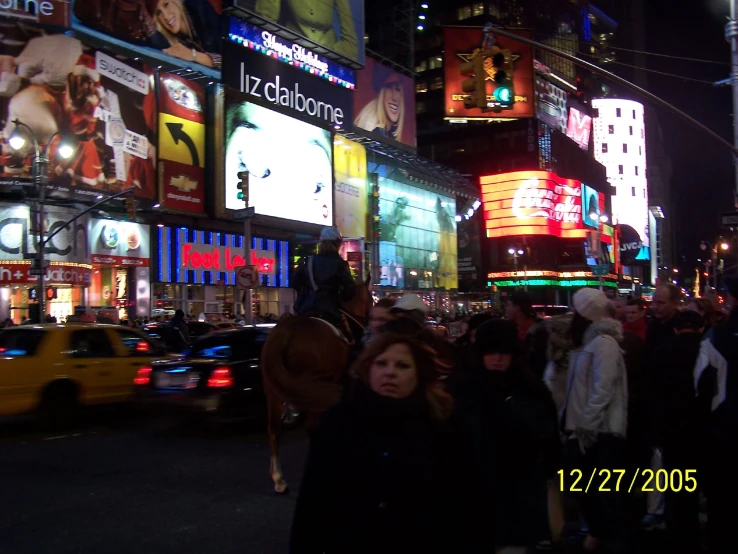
[642,0,735,263]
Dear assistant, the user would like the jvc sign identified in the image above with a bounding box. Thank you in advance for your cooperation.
[222,40,353,129]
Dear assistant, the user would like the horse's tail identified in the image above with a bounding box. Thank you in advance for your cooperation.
[261,318,344,413]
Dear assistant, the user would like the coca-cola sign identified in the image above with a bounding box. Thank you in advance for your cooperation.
[481,170,589,239]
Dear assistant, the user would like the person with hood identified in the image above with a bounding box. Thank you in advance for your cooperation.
[505,290,549,379]
[562,288,628,554]
[459,319,560,553]
[293,226,357,330]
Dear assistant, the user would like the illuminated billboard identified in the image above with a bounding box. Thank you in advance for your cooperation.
[333,137,367,238]
[535,76,567,132]
[592,99,650,261]
[378,178,457,290]
[581,184,606,229]
[224,94,333,226]
[566,107,592,150]
[443,27,534,120]
[481,171,589,239]
[230,0,365,66]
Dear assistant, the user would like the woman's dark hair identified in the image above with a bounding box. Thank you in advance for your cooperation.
[374,297,396,309]
[380,316,424,336]
[350,333,454,421]
[569,311,593,348]
[317,240,340,255]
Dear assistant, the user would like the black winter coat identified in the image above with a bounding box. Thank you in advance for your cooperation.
[454,364,560,548]
[290,383,479,554]
[293,252,357,323]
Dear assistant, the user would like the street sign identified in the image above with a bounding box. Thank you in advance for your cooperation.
[29,268,44,276]
[720,212,738,228]
[233,207,255,220]
[235,265,259,290]
[591,264,609,276]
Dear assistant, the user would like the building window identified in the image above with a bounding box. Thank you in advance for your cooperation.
[608,125,614,134]
[428,56,443,70]
[635,166,639,176]
[632,187,636,196]
[416,101,427,114]
[629,126,633,135]
[416,81,428,93]
[633,109,636,118]
[623,143,627,153]
[457,6,472,20]
[616,108,621,117]
[639,146,642,155]
[618,165,624,174]
[602,143,608,153]
[472,3,485,16]
[430,76,444,91]
[416,60,427,72]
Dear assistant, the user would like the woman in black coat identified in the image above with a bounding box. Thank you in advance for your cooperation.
[290,333,478,554]
[456,319,561,553]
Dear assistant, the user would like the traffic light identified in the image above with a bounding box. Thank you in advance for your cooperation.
[488,47,514,109]
[236,171,249,205]
[125,196,136,221]
[459,50,487,110]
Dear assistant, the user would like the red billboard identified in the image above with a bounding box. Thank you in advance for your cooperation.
[157,72,206,214]
[481,171,588,239]
[353,57,416,148]
[444,27,534,120]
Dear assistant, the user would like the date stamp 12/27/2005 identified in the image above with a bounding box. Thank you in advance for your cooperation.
[558,468,698,493]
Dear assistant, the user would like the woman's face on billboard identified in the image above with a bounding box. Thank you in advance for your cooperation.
[224,103,332,224]
[383,81,403,124]
[155,0,184,35]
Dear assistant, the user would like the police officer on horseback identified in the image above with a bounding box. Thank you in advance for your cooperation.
[293,226,357,328]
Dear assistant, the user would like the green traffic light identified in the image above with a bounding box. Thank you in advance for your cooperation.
[494,87,511,103]
[237,192,244,200]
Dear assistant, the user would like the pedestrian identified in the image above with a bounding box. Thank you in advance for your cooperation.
[693,275,738,554]
[562,288,628,554]
[169,309,190,350]
[505,291,549,379]
[289,333,474,554]
[623,298,647,341]
[387,293,428,326]
[457,319,560,553]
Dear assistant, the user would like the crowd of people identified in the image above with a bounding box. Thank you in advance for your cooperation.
[288,281,738,554]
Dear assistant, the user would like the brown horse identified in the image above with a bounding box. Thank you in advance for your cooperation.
[260,278,372,493]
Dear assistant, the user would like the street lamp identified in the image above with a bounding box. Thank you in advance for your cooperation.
[8,119,74,323]
[508,247,525,285]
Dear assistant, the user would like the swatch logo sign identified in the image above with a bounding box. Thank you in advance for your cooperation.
[96,52,149,95]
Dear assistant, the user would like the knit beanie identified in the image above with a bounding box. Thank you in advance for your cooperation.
[572,288,610,322]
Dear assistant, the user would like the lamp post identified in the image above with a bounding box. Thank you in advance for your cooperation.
[8,119,73,323]
[589,212,610,291]
[508,247,525,288]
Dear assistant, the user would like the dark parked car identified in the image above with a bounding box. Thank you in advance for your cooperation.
[142,321,220,352]
[134,327,271,418]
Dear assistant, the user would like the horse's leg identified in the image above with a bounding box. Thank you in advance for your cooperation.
[267,392,289,494]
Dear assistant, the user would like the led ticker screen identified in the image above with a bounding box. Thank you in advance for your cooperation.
[492,279,618,288]
[480,171,587,239]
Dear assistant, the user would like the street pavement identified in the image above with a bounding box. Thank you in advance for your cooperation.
[1,408,675,554]
[0,409,308,554]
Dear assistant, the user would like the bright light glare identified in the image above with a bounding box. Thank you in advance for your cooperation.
[721,242,730,250]
[58,143,74,159]
[419,15,426,20]
[472,199,481,210]
[517,249,524,255]
[421,3,429,8]
[8,135,25,151]
[416,24,424,30]
[589,212,598,220]
[508,248,515,255]
[599,214,609,223]
[455,215,462,222]
[466,208,474,217]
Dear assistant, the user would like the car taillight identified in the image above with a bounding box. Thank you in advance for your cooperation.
[136,341,150,353]
[207,366,233,388]
[134,366,152,385]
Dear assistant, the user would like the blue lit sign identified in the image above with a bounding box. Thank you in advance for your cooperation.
[228,17,356,89]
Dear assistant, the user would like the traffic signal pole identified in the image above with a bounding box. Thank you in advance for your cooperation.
[728,0,738,207]
[237,171,254,325]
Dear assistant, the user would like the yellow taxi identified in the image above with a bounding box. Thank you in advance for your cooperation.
[0,324,172,421]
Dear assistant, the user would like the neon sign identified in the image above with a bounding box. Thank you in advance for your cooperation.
[181,244,275,274]
[481,170,587,239]
[492,279,618,288]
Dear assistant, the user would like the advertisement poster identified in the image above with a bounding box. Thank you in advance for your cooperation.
[333,137,366,239]
[0,0,71,27]
[566,106,592,150]
[443,27,534,120]
[158,72,206,213]
[456,210,483,292]
[73,0,223,69]
[481,171,586,239]
[378,177,457,291]
[88,218,151,266]
[353,57,416,148]
[0,23,156,201]
[224,92,333,225]
[535,76,567,132]
[581,184,606,229]
[339,239,363,279]
[221,40,353,129]
[232,0,365,65]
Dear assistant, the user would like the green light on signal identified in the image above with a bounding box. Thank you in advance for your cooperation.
[237,192,244,199]
[494,87,511,103]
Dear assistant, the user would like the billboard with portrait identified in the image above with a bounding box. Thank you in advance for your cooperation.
[378,178,457,291]
[231,0,365,66]
[581,184,606,229]
[481,171,585,239]
[0,23,157,201]
[224,93,333,225]
[73,0,223,69]
[353,57,415,148]
[443,27,534,120]
[333,137,367,238]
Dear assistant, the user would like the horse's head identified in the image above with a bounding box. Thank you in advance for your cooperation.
[343,272,372,326]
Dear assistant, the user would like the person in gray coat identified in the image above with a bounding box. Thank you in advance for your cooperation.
[562,288,628,554]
